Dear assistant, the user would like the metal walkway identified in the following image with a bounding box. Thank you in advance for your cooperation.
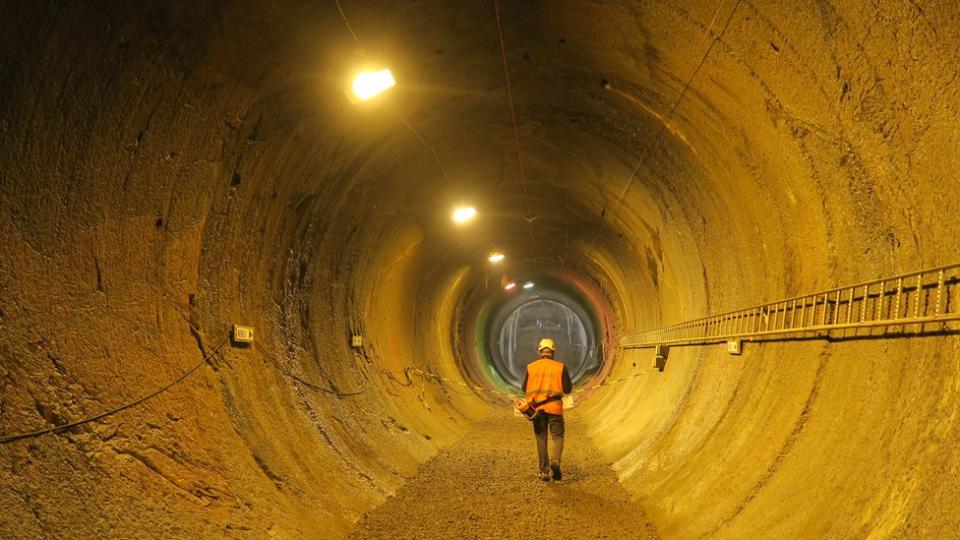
[621,262,960,349]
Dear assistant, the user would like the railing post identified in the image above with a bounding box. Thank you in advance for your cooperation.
[877,281,885,321]
[894,278,903,320]
[935,270,945,316]
[860,284,870,322]
[914,273,923,318]
[846,287,854,324]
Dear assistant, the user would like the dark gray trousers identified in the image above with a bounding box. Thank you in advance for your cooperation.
[532,412,564,472]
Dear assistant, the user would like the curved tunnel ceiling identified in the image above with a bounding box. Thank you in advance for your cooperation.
[1,1,959,538]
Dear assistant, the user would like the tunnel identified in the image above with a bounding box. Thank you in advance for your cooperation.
[1,1,959,538]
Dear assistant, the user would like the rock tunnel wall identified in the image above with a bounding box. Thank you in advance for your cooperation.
[1,1,958,538]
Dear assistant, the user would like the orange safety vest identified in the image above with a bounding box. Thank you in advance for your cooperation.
[525,358,566,415]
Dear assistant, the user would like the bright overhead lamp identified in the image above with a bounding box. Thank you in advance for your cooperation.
[452,205,477,224]
[488,251,505,264]
[522,281,535,290]
[351,68,396,102]
[504,282,517,291]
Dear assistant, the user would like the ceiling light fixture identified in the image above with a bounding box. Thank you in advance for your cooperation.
[522,281,535,290]
[488,251,505,264]
[452,205,477,224]
[504,282,517,291]
[351,68,396,102]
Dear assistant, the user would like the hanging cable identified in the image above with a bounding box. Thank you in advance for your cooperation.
[335,0,512,262]
[492,0,537,253]
[334,0,359,42]
[334,1,455,187]
[395,107,455,186]
[587,0,742,249]
[158,283,366,398]
[255,341,366,397]
[0,335,229,445]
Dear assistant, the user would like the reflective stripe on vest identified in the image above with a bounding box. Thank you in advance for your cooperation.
[525,359,565,415]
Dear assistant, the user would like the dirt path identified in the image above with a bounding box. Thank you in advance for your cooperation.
[349,411,660,539]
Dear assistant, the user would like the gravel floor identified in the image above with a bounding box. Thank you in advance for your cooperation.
[349,410,660,539]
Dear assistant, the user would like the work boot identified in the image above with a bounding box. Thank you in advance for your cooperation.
[550,461,562,481]
[539,469,551,482]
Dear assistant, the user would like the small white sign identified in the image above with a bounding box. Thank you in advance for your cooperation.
[233,325,254,343]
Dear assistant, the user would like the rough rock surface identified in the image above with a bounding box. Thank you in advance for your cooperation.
[1,1,959,538]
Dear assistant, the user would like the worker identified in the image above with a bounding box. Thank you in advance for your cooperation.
[522,337,573,481]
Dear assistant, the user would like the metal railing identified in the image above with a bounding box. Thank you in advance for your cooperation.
[621,262,960,348]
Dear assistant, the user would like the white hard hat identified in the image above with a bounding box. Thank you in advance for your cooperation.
[538,338,556,352]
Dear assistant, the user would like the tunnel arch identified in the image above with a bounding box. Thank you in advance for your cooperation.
[1,1,959,539]
[482,276,604,387]
[495,296,595,385]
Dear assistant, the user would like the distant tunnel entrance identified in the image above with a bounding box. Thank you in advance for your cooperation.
[487,288,601,388]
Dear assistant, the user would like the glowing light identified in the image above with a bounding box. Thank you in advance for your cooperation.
[351,68,396,102]
[488,251,505,264]
[452,206,477,224]
[523,281,535,290]
[504,282,517,291]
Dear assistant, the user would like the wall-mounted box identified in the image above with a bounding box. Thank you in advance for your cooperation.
[652,344,668,372]
[233,325,255,344]
[351,335,363,348]
[727,339,742,355]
